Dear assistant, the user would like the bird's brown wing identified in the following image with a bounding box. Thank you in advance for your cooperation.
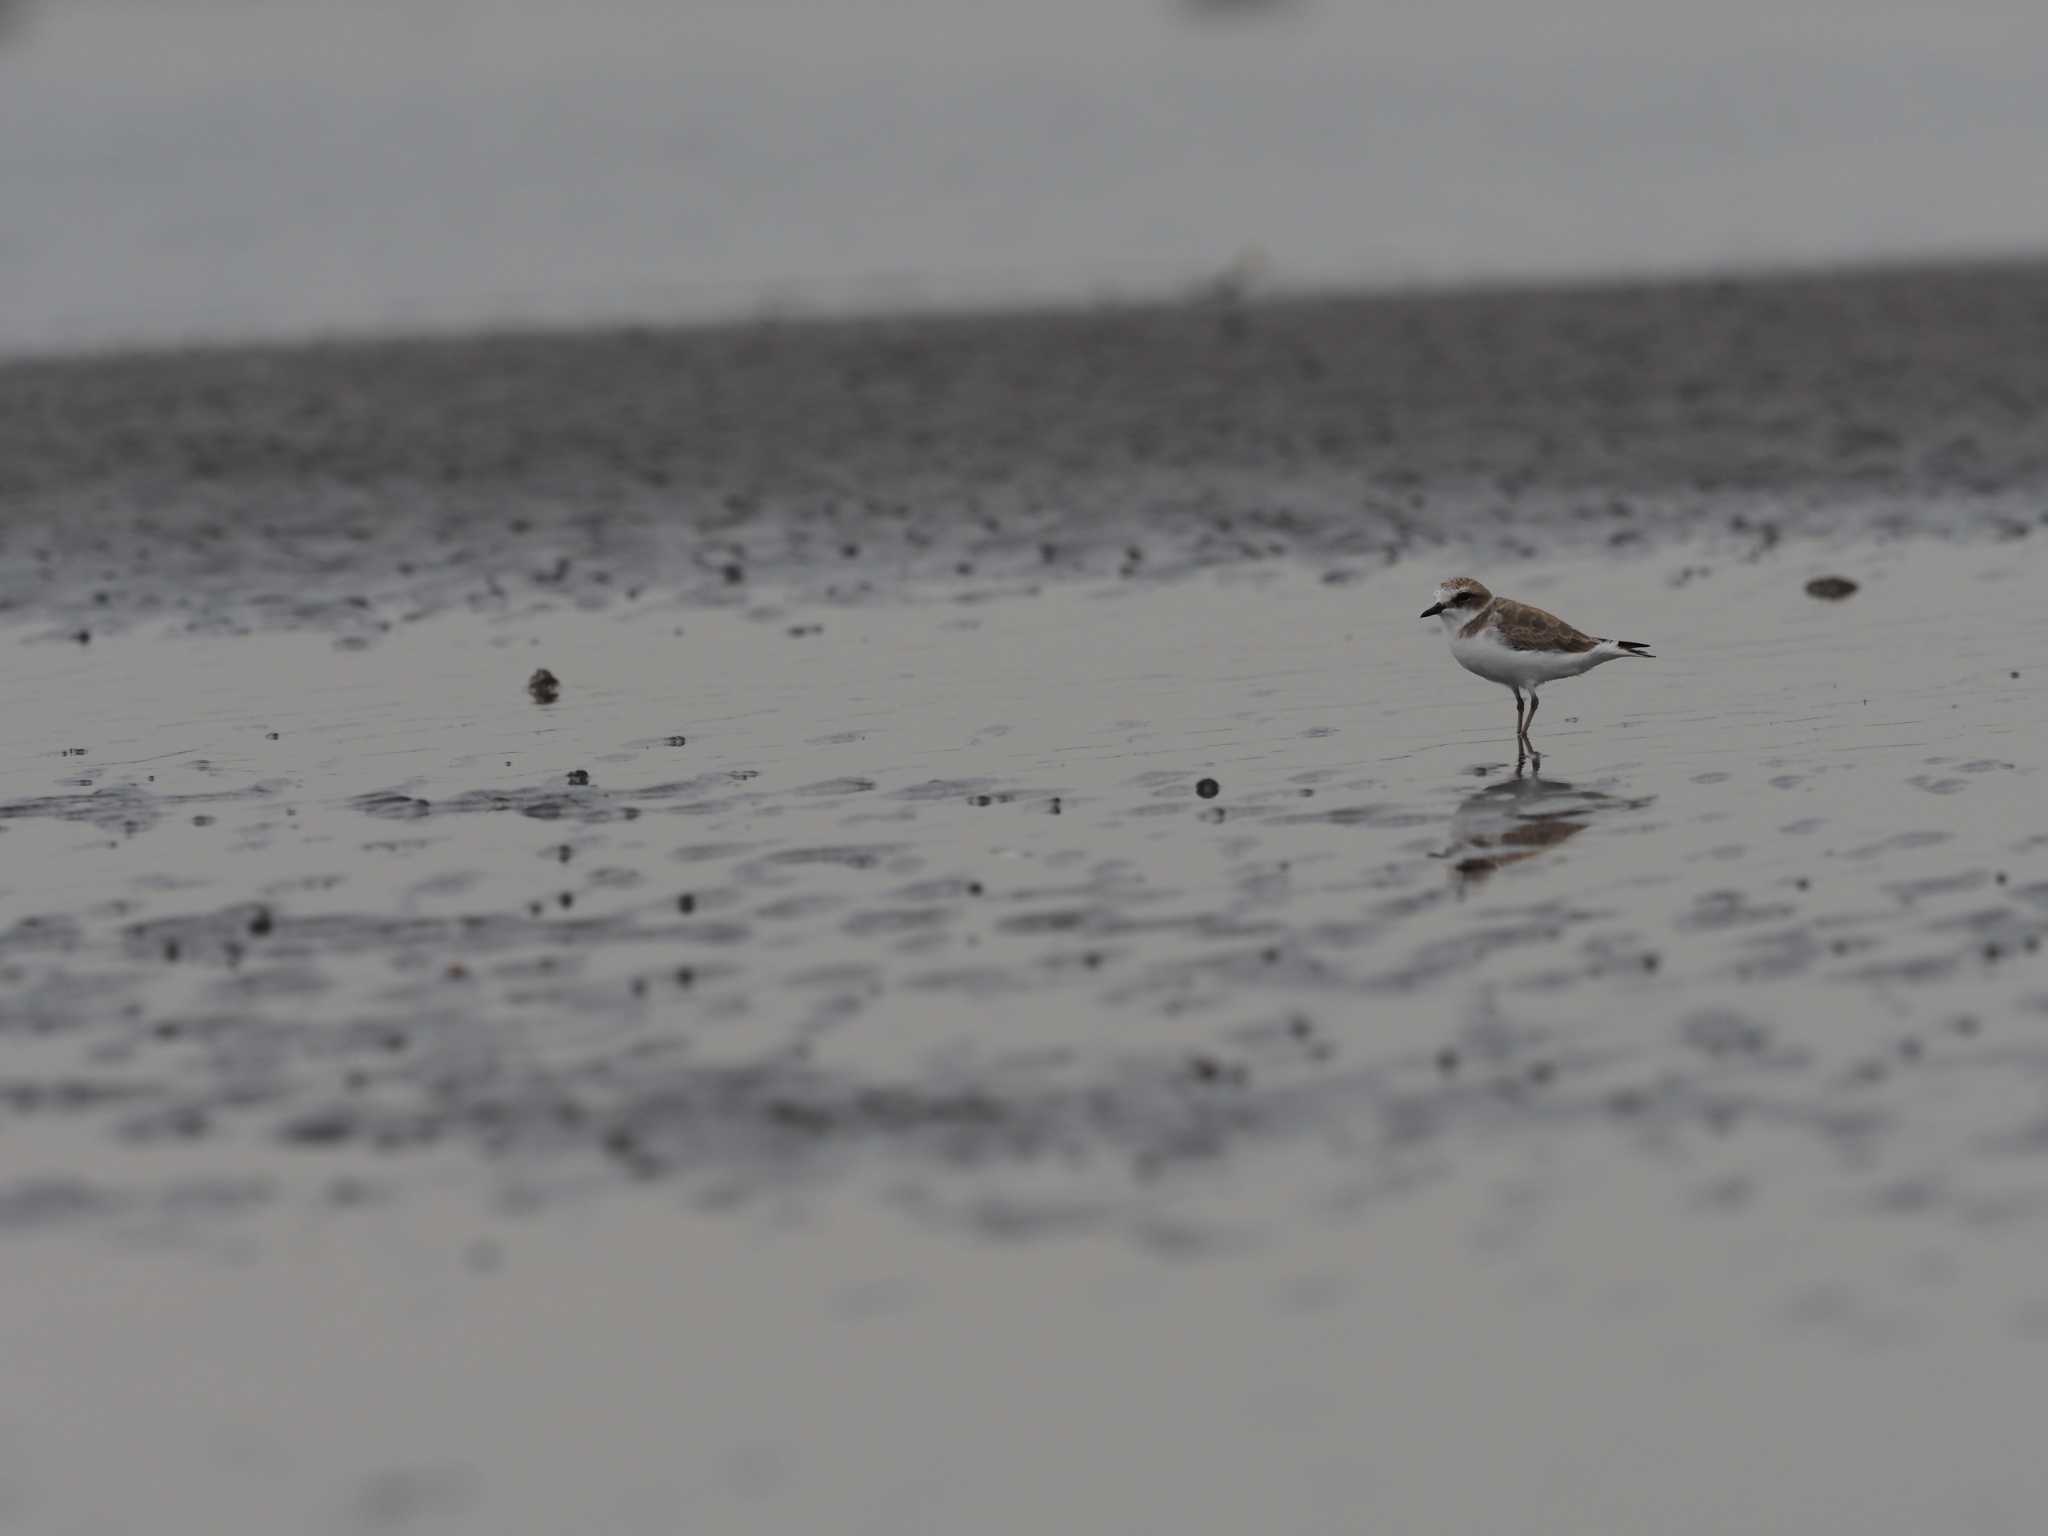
[1492,599,1601,653]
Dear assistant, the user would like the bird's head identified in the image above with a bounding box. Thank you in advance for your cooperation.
[1420,576,1492,621]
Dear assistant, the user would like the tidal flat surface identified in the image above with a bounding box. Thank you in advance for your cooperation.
[2,535,2047,1533]
[7,269,2048,1533]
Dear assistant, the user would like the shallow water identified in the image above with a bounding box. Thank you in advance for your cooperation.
[4,535,2048,1531]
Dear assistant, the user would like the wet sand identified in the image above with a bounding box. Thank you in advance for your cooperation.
[4,263,2048,1533]
[6,258,2048,638]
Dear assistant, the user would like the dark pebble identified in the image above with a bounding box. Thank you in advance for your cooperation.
[1196,778,1220,799]
[1804,576,1858,600]
[527,668,561,704]
[281,1109,356,1146]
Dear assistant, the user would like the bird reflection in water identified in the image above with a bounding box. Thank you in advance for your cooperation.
[1441,769,1646,888]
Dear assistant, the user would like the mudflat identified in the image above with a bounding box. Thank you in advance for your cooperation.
[3,262,2048,1534]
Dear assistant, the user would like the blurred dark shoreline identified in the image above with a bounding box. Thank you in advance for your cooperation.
[3,256,2045,637]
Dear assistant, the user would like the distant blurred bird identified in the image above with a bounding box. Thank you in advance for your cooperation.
[1420,577,1653,758]
[1179,0,1303,18]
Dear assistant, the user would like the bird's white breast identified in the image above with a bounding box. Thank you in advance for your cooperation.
[1448,625,1606,686]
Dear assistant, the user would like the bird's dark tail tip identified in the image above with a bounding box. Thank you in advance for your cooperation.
[1615,640,1655,658]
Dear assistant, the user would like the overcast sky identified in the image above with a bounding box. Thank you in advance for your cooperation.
[5,0,2047,352]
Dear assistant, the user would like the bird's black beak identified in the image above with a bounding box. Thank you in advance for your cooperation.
[1420,602,1445,618]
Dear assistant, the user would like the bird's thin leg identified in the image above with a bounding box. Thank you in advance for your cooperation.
[1524,692,1541,754]
[1511,687,1525,751]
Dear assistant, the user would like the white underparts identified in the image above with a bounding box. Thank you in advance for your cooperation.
[1442,616,1629,691]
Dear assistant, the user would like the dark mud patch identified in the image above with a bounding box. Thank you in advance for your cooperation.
[0,1174,272,1235]
[351,772,776,826]
[8,261,2048,640]
[1,781,282,836]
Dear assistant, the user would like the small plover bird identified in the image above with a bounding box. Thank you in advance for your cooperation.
[1420,577,1653,757]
